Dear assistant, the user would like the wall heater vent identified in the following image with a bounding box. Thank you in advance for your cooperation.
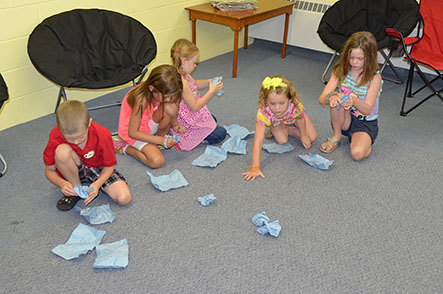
[249,0,334,53]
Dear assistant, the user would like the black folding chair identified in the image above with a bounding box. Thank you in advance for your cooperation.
[27,9,157,113]
[385,0,443,116]
[0,73,9,177]
[317,0,420,84]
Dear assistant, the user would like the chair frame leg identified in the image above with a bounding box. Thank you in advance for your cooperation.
[322,52,339,84]
[0,151,7,177]
[379,49,403,84]
[400,62,443,116]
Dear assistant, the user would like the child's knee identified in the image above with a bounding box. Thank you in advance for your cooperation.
[116,190,132,206]
[148,156,165,169]
[275,136,288,145]
[350,146,369,161]
[54,144,75,162]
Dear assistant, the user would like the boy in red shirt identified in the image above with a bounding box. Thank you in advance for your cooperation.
[43,100,131,211]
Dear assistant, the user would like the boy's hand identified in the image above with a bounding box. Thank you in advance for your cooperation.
[84,183,99,206]
[242,169,265,182]
[60,181,76,196]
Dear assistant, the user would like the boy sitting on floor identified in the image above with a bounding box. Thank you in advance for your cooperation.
[43,100,131,211]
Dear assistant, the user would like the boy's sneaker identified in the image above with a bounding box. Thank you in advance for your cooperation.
[112,136,128,155]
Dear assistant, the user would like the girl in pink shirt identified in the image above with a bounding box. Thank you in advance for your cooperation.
[115,65,185,168]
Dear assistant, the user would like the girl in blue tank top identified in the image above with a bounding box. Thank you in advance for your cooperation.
[318,31,383,161]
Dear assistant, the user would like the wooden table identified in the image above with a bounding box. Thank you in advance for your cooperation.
[185,0,296,78]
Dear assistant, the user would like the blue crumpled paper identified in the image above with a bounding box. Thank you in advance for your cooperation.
[221,136,247,155]
[198,194,216,206]
[52,223,106,260]
[298,153,333,170]
[262,143,295,153]
[166,134,180,143]
[76,204,115,225]
[93,238,129,269]
[224,124,254,139]
[146,169,189,192]
[192,146,227,167]
[74,185,94,199]
[252,211,281,237]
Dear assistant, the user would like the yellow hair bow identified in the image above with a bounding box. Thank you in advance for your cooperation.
[262,77,287,90]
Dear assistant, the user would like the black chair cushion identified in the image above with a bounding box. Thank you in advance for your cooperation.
[0,73,8,108]
[28,9,157,89]
[317,0,420,52]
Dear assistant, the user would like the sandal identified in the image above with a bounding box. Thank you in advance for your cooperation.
[265,129,273,139]
[320,137,340,154]
[56,195,81,211]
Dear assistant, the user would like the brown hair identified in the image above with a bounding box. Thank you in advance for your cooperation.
[258,75,302,109]
[170,39,199,76]
[126,64,183,115]
[332,31,379,86]
[56,100,90,135]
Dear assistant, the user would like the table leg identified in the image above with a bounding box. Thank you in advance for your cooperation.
[282,13,290,58]
[191,19,196,44]
[244,25,249,49]
[233,30,239,78]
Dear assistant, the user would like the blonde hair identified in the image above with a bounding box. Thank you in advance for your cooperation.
[258,75,302,109]
[126,64,183,116]
[332,31,379,86]
[56,100,90,135]
[170,39,199,76]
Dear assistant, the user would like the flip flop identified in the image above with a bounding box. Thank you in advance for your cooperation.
[265,129,273,139]
[319,137,340,154]
[56,195,81,211]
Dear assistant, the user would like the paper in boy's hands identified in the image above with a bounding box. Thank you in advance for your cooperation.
[74,185,94,199]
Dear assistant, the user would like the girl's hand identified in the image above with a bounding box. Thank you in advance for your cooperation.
[242,169,265,181]
[60,181,76,196]
[329,93,343,108]
[300,135,311,149]
[173,123,187,134]
[208,79,223,95]
[342,92,356,110]
[164,136,177,149]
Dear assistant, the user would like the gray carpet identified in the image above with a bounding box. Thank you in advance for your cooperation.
[1,39,443,294]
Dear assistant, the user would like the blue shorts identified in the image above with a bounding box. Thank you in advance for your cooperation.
[342,115,378,144]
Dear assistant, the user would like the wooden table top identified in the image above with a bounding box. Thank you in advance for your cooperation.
[185,0,295,20]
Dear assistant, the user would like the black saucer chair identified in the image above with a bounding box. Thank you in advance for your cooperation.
[385,0,443,116]
[317,0,420,84]
[28,9,157,113]
[0,73,9,177]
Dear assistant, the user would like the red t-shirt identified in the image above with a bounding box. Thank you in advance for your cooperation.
[43,122,117,168]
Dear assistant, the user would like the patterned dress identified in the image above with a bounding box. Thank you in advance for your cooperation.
[170,74,216,151]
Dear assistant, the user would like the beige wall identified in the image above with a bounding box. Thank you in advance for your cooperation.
[0,0,246,131]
